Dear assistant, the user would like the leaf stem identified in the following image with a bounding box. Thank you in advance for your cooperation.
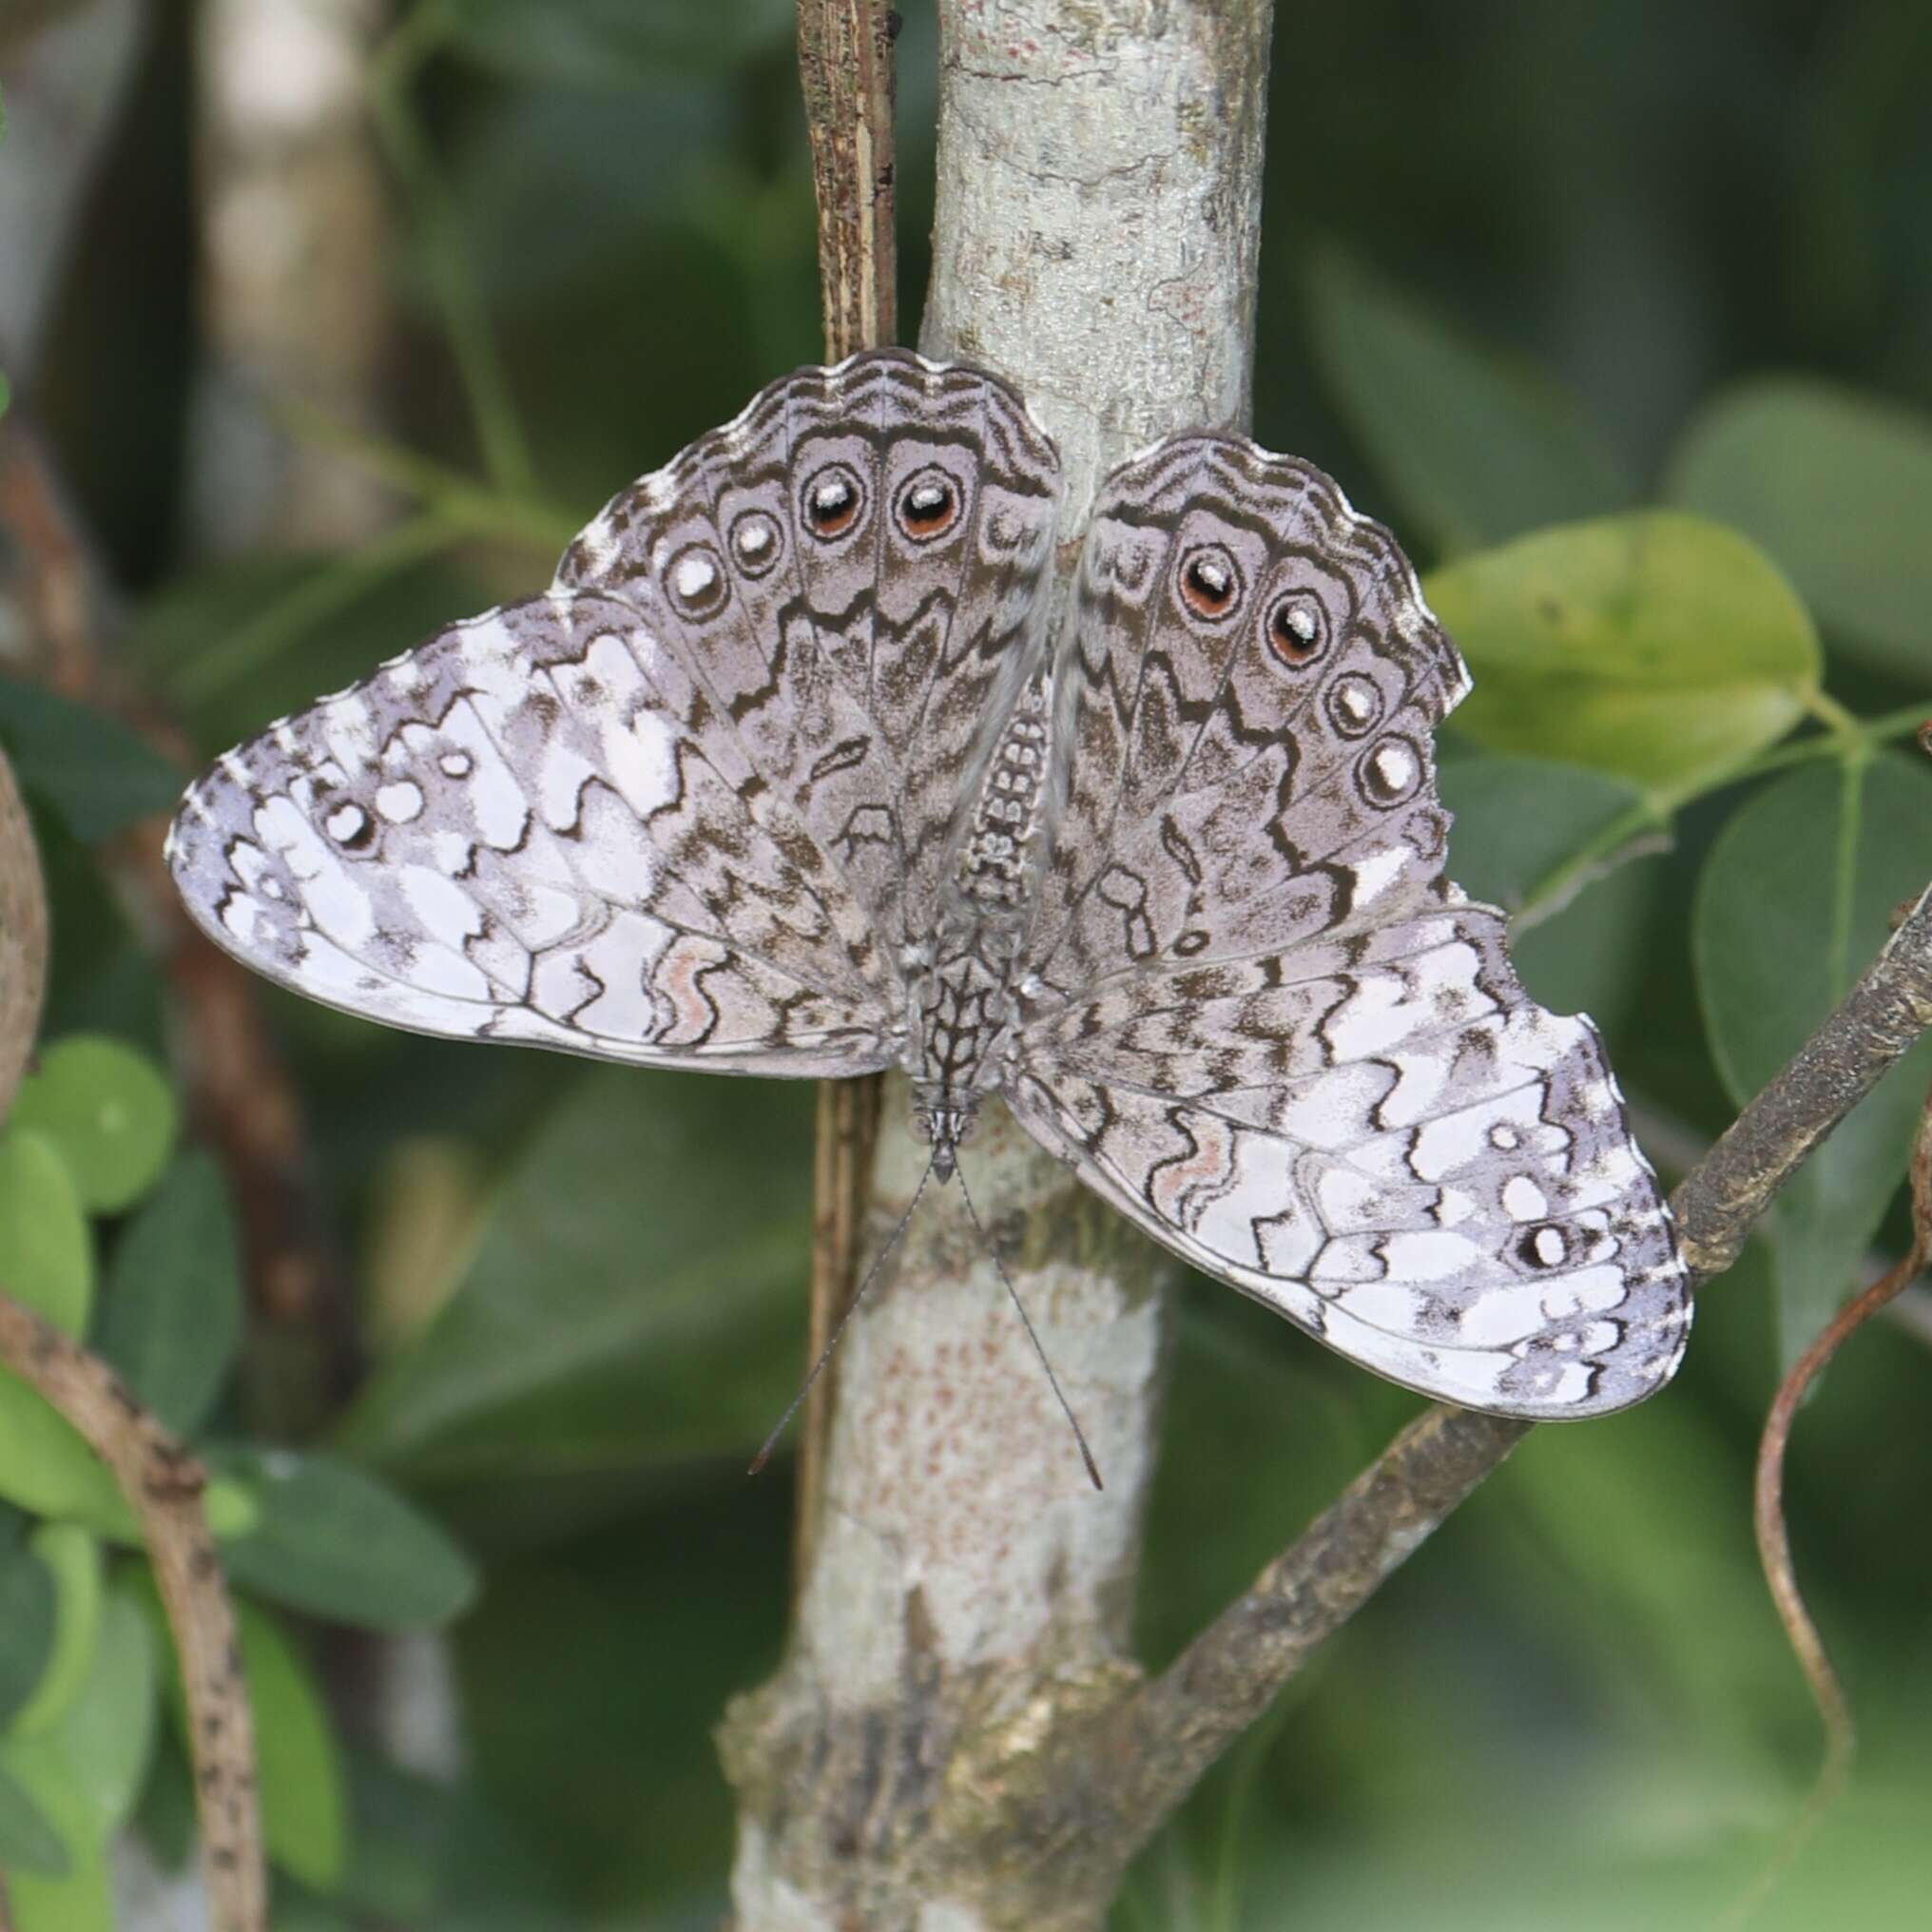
[370,4,537,498]
[1514,698,1930,927]
[273,396,582,555]
[173,512,464,704]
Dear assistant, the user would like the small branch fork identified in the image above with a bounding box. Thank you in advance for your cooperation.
[1052,877,1932,1879]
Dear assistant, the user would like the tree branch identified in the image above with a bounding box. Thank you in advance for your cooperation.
[0,746,46,1123]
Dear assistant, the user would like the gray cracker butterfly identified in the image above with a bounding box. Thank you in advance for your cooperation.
[166,350,1690,1420]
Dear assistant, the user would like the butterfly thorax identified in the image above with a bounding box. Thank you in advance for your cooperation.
[907,931,1019,1178]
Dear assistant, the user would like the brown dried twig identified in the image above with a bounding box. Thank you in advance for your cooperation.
[792,0,898,1592]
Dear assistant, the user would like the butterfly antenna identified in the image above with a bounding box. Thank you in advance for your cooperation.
[954,1160,1105,1492]
[748,1153,938,1477]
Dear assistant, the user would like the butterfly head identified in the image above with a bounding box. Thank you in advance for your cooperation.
[912,1088,977,1183]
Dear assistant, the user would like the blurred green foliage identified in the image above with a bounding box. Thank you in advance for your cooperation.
[2,1,1931,1926]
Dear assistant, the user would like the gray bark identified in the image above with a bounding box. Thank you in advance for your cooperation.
[719,6,1275,1927]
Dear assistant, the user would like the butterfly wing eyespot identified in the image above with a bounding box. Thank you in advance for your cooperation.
[802,462,866,541]
[727,509,784,578]
[1265,590,1326,667]
[895,468,963,543]
[665,542,730,617]
[323,802,374,850]
[1177,544,1244,622]
[1358,733,1424,807]
[1324,671,1383,740]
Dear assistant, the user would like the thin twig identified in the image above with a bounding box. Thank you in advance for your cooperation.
[0,1295,266,1932]
[792,0,898,1594]
[1724,1078,1932,1923]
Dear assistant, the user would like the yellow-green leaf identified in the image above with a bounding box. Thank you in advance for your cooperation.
[9,1037,179,1216]
[0,1130,95,1337]
[1427,512,1821,794]
[1666,378,1932,679]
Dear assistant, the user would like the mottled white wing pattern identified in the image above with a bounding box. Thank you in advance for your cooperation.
[168,351,1062,1074]
[1005,435,1688,1417]
[167,350,1690,1421]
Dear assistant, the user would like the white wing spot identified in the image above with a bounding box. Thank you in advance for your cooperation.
[439,751,473,779]
[325,804,368,844]
[375,781,424,823]
[1502,1176,1548,1223]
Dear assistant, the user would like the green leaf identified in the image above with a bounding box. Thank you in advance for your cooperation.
[0,1760,69,1879]
[1440,754,1649,916]
[0,1593,155,1932]
[9,1035,180,1214]
[1304,245,1633,556]
[1665,379,1932,679]
[1694,754,1932,1362]
[0,680,184,844]
[8,1526,102,1739]
[1426,512,1821,794]
[3,1841,108,1932]
[236,1598,347,1888]
[29,1589,156,1840]
[0,1371,136,1538]
[0,1538,57,1729]
[1440,754,1661,1035]
[0,1130,94,1335]
[209,1448,479,1630]
[334,1068,812,1483]
[96,1152,243,1435]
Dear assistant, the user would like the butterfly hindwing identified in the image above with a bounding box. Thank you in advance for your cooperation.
[1007,902,1689,1417]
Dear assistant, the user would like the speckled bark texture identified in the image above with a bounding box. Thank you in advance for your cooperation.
[719,4,1275,1926]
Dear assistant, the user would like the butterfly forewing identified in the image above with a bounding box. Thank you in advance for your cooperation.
[1021,437,1466,998]
[557,351,1062,956]
[171,353,1060,1076]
